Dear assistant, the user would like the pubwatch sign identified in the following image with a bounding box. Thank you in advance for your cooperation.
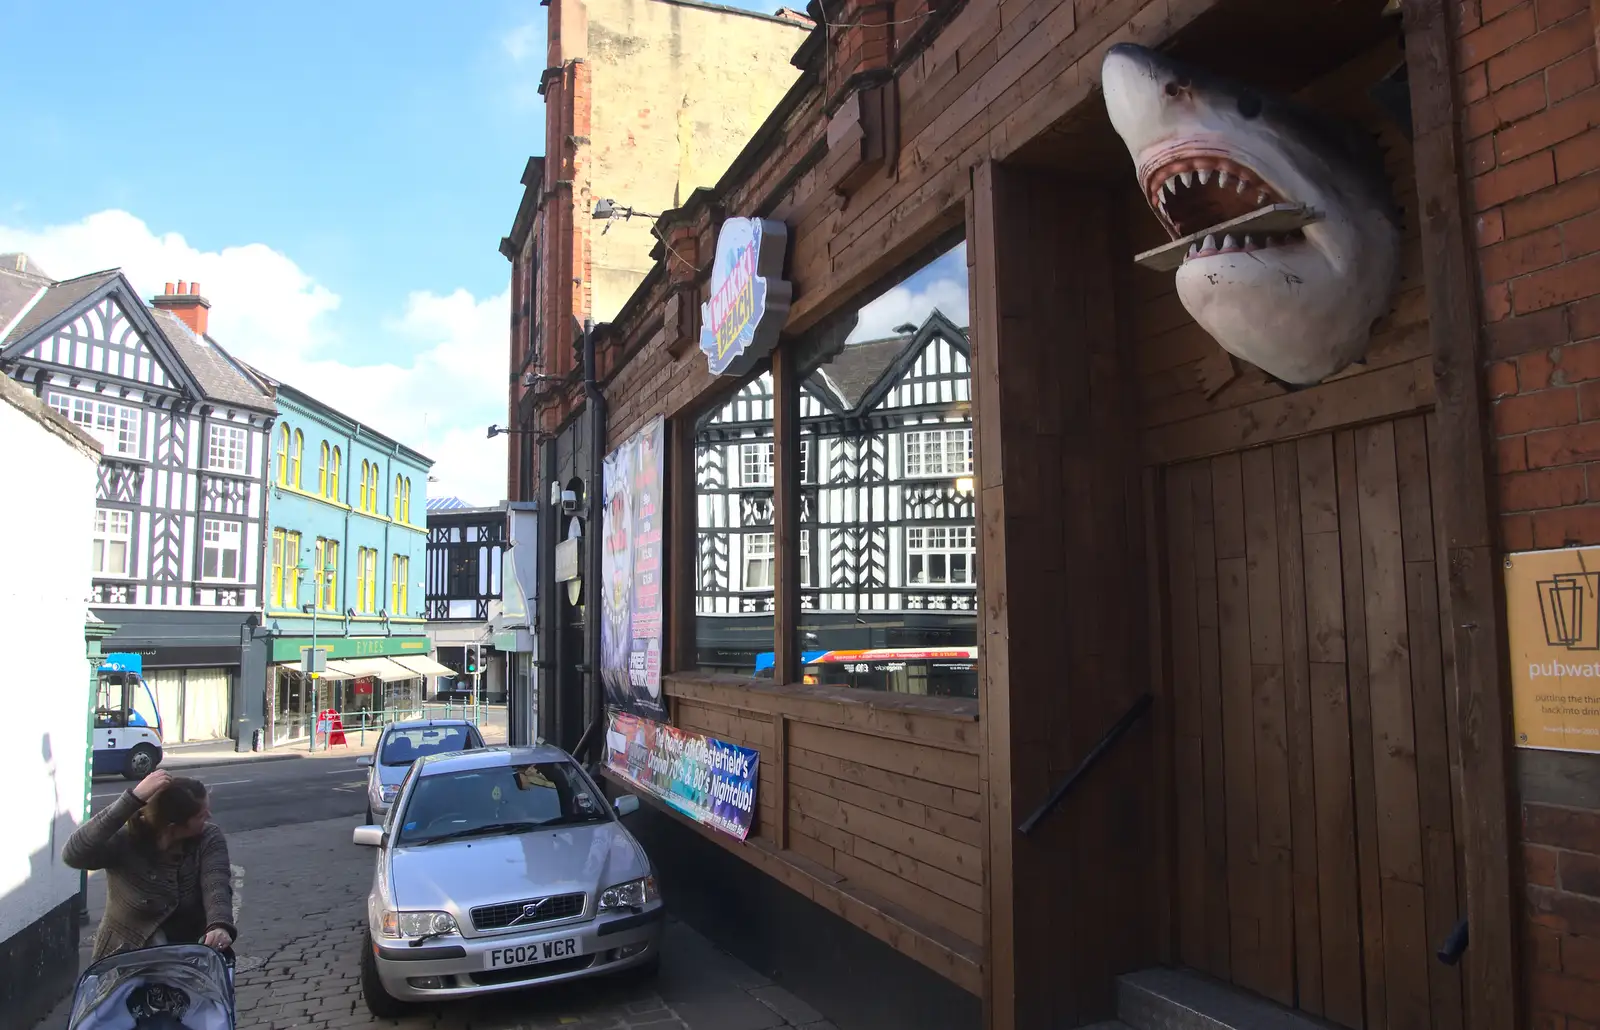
[699,217,792,377]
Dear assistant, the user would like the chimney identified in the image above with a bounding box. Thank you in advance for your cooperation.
[151,279,211,336]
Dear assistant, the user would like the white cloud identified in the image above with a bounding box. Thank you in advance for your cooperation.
[0,210,508,505]
[847,272,970,343]
[502,22,540,62]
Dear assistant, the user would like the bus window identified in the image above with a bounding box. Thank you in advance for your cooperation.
[95,679,128,728]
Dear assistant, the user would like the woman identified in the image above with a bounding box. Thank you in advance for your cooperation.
[64,769,238,961]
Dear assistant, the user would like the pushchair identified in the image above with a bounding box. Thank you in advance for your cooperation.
[66,944,235,1030]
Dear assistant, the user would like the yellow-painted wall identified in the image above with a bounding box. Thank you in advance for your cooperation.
[584,0,807,321]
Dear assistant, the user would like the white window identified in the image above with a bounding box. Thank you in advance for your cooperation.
[201,519,243,581]
[92,508,131,577]
[906,525,976,586]
[740,442,774,487]
[48,393,141,457]
[903,428,973,478]
[208,423,249,474]
[740,532,811,590]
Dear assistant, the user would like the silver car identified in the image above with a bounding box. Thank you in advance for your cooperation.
[359,719,486,824]
[351,745,663,1017]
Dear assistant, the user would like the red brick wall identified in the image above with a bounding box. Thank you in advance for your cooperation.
[1457,0,1600,1024]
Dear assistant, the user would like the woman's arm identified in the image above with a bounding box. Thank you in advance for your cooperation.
[197,826,238,944]
[62,790,145,871]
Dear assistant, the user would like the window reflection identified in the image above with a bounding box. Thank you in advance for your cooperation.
[693,370,776,674]
[793,240,978,698]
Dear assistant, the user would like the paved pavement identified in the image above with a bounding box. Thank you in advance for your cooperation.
[38,803,835,1030]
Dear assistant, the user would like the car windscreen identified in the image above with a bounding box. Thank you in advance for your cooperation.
[395,762,610,845]
[379,726,473,767]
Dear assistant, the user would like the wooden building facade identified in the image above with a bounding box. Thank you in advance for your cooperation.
[505,1,1600,1027]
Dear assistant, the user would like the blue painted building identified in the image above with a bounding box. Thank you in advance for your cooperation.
[247,378,442,744]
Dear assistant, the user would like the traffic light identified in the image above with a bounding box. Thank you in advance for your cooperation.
[466,648,478,675]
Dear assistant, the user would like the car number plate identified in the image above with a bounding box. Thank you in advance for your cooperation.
[487,938,580,969]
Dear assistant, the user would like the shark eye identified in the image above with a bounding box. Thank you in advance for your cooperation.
[1165,81,1182,97]
[1237,93,1263,119]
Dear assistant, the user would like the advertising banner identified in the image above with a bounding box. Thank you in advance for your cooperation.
[600,416,667,720]
[604,711,759,841]
[1506,546,1600,754]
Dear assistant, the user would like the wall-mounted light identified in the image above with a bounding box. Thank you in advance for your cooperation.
[955,476,975,494]
[487,424,540,439]
[592,198,661,235]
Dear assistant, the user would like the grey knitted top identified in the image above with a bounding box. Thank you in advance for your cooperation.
[63,790,237,962]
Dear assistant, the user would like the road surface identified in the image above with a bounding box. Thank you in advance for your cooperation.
[91,752,372,831]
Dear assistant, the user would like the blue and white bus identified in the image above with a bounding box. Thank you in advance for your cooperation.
[95,652,165,779]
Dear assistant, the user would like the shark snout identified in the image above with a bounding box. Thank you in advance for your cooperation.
[1101,44,1197,156]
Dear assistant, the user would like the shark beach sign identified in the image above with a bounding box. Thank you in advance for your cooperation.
[699,217,792,377]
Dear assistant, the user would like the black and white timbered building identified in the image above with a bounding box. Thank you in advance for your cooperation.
[694,309,977,690]
[0,256,276,745]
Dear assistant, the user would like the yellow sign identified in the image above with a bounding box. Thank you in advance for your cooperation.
[1506,546,1600,753]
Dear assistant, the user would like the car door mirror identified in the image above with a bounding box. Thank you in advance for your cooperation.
[358,755,374,767]
[613,794,640,817]
[352,825,385,847]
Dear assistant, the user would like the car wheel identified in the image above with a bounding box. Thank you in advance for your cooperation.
[124,744,159,780]
[360,932,408,1019]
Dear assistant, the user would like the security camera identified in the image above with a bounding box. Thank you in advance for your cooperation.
[561,489,579,515]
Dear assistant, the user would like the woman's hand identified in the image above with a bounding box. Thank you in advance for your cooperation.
[132,769,173,802]
[202,928,233,951]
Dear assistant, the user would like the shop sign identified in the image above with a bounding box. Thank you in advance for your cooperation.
[600,417,666,720]
[604,710,759,841]
[269,634,429,663]
[699,217,792,378]
[555,537,580,582]
[1506,546,1600,754]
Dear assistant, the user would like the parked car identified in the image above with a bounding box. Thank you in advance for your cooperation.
[351,745,661,1018]
[359,719,486,825]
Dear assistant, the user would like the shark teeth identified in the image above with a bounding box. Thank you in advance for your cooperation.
[1216,170,1231,189]
[1179,171,1194,188]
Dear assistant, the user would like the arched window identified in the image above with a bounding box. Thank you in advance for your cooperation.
[394,474,403,521]
[358,460,370,512]
[403,477,412,523]
[330,447,342,501]
[276,424,290,486]
[292,429,304,489]
[368,462,380,514]
[319,442,330,497]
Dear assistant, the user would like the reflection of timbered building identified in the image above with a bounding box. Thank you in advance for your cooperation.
[695,310,974,669]
[0,262,276,744]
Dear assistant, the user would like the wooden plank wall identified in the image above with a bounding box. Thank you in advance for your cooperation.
[971,163,1158,1027]
[1129,48,1436,468]
[1160,419,1467,1030]
[666,681,986,964]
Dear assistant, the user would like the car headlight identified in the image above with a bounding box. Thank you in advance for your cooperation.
[379,785,399,803]
[379,910,458,939]
[598,876,658,912]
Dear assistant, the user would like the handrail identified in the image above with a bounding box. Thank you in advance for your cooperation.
[1017,692,1153,836]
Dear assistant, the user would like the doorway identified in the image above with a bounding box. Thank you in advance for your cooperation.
[1159,416,1464,1029]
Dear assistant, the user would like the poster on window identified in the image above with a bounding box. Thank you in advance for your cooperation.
[604,711,759,840]
[601,416,666,720]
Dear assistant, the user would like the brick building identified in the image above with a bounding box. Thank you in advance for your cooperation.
[502,1,1600,1028]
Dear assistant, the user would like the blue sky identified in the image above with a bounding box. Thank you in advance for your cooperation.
[0,0,968,502]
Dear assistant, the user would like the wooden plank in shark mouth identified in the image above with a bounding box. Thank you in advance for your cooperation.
[1133,204,1324,271]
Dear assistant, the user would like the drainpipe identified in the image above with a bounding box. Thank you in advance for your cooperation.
[581,317,605,763]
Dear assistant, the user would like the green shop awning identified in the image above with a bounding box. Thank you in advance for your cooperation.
[270,634,430,663]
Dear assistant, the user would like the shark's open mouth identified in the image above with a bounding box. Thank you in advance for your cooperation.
[1141,153,1305,262]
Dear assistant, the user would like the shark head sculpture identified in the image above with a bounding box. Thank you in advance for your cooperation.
[1101,44,1401,386]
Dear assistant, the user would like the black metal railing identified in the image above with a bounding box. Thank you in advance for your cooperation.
[1017,692,1154,836]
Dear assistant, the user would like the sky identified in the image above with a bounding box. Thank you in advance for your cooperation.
[0,1,969,504]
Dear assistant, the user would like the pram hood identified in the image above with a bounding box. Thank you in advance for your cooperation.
[68,944,235,1030]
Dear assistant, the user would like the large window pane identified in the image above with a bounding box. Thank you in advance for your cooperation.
[792,240,977,698]
[692,367,776,675]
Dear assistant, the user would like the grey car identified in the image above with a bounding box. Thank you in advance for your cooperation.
[351,745,663,1017]
[359,719,486,824]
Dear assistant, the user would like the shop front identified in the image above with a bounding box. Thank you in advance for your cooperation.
[265,633,447,745]
[507,0,1590,1026]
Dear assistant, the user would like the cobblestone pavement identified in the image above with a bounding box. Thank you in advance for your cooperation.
[39,815,834,1030]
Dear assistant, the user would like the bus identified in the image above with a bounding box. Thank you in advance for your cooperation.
[754,646,978,698]
[95,652,165,779]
